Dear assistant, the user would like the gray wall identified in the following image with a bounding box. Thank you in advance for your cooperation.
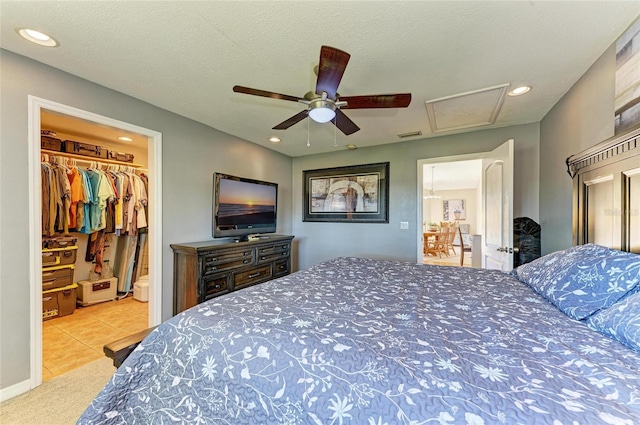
[539,45,617,255]
[292,123,540,269]
[0,19,626,394]
[0,50,292,389]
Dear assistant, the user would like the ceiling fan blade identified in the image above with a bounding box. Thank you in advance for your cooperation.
[315,46,350,99]
[339,93,412,109]
[233,85,303,103]
[333,109,360,135]
[273,110,309,130]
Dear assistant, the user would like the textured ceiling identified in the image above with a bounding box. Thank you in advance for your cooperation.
[1,1,638,157]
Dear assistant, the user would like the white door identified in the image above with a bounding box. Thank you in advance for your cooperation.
[482,139,514,270]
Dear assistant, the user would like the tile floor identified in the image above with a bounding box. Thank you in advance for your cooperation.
[42,295,148,381]
[423,250,473,267]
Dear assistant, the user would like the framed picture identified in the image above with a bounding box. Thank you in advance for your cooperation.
[615,16,640,134]
[303,162,389,223]
[443,199,466,221]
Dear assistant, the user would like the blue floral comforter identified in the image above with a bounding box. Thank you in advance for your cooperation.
[79,257,640,424]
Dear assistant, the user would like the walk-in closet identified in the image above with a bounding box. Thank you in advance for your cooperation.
[40,110,150,380]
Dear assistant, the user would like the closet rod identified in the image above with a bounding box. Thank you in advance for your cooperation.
[41,149,145,169]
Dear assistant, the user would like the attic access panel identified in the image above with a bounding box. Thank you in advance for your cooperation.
[425,84,509,133]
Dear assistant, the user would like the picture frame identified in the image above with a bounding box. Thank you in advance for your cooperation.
[303,162,389,223]
[443,199,466,221]
[615,16,640,134]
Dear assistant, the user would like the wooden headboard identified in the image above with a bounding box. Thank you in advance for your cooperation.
[566,125,640,252]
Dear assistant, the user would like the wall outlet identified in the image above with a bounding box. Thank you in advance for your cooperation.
[400,221,409,230]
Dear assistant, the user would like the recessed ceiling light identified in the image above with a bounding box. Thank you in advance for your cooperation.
[118,136,133,142]
[508,86,531,96]
[269,137,281,143]
[16,28,59,47]
[346,144,357,150]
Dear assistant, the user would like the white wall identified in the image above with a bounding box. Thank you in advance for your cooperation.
[425,189,478,234]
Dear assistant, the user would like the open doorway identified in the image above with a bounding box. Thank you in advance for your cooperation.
[417,139,515,270]
[420,159,482,267]
[28,96,163,390]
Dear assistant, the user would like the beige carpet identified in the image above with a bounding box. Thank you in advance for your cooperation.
[0,357,115,425]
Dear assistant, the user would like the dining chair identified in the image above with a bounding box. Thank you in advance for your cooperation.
[446,222,458,255]
[458,226,465,266]
[427,223,450,257]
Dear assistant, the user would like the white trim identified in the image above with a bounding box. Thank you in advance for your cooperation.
[0,379,31,402]
[27,96,163,394]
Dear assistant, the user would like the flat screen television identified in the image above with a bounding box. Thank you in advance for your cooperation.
[212,172,278,241]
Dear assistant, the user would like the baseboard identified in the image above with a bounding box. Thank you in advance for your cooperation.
[0,379,31,402]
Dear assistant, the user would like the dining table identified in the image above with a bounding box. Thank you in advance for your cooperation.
[423,230,446,257]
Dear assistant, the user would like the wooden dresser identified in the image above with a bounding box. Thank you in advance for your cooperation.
[170,235,294,315]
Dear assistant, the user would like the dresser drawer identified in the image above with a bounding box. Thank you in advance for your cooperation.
[256,243,290,263]
[202,249,253,275]
[202,275,231,301]
[234,265,272,290]
[274,258,290,277]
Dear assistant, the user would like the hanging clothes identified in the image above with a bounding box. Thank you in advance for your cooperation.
[114,234,138,293]
[41,154,149,293]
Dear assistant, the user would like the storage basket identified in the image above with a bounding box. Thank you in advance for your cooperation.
[42,283,78,320]
[77,277,118,306]
[42,245,78,267]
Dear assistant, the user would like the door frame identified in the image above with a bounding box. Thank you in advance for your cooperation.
[27,96,163,388]
[417,152,486,263]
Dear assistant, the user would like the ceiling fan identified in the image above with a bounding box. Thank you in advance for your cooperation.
[233,46,412,136]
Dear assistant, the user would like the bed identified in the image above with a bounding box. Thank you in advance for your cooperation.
[79,247,640,424]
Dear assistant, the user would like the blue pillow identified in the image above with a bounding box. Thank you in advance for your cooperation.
[588,290,640,352]
[512,244,640,320]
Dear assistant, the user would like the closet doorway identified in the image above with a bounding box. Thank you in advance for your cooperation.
[28,96,162,389]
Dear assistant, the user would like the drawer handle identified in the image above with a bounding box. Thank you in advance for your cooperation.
[244,251,251,256]
[248,272,261,279]
[243,259,250,264]
[210,257,218,262]
[213,284,221,289]
[210,266,217,271]
[43,278,57,284]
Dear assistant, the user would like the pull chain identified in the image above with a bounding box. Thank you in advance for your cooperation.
[307,114,310,147]
[333,114,338,148]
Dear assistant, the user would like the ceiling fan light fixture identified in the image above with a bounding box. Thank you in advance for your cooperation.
[308,99,336,123]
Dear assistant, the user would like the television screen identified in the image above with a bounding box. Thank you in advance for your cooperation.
[213,173,278,240]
